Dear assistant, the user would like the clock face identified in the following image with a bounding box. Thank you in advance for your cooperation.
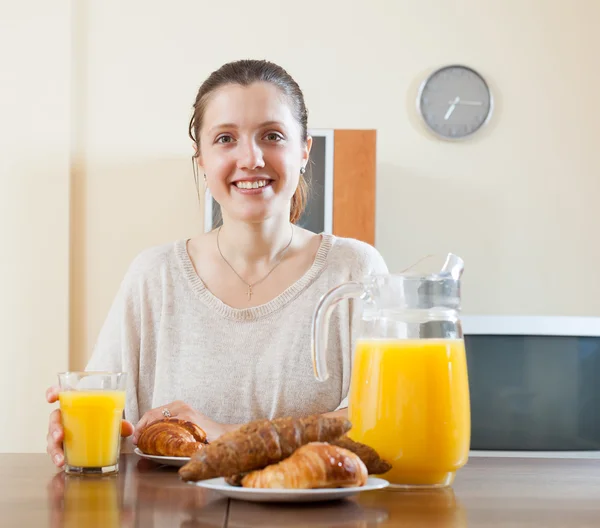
[418,65,493,140]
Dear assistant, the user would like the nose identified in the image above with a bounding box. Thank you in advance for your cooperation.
[236,138,265,171]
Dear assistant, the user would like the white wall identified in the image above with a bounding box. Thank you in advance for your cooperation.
[2,0,599,452]
[0,2,71,451]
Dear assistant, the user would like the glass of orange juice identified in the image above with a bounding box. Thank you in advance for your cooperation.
[58,372,127,476]
[312,254,470,489]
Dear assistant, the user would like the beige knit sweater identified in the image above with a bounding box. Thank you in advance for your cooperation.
[86,233,388,428]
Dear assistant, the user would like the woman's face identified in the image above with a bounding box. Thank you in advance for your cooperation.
[197,82,311,224]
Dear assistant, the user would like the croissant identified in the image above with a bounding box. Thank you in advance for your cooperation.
[224,473,247,487]
[224,435,390,486]
[331,436,392,475]
[179,415,351,481]
[240,442,368,489]
[137,418,208,458]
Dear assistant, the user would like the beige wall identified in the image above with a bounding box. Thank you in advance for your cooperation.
[2,0,599,452]
[1,2,71,452]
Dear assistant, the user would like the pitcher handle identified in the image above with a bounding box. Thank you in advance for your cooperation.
[311,281,366,382]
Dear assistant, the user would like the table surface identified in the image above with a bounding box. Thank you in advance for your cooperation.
[2,453,599,527]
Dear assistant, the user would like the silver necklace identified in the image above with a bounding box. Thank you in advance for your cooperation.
[216,224,294,301]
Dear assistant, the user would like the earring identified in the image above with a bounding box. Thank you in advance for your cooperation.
[203,174,207,182]
[300,167,306,175]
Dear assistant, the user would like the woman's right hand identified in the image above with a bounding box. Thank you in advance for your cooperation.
[45,386,134,469]
[46,386,66,468]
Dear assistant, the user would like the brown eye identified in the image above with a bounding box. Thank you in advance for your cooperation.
[216,135,234,144]
[265,132,283,142]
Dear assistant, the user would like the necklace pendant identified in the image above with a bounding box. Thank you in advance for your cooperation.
[247,285,252,301]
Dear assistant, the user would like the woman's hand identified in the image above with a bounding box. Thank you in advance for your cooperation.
[45,385,134,469]
[132,401,235,445]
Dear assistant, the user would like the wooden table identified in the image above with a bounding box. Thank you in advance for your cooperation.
[2,454,599,527]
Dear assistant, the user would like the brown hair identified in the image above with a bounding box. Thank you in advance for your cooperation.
[189,59,310,224]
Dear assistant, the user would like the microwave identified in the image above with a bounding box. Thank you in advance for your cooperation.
[461,315,600,458]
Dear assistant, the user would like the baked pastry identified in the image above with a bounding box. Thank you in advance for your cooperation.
[224,436,390,486]
[331,435,392,475]
[137,418,208,458]
[240,442,368,489]
[178,415,351,481]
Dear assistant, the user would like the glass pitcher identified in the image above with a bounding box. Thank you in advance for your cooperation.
[312,254,470,489]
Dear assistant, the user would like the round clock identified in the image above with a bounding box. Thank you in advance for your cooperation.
[417,65,493,140]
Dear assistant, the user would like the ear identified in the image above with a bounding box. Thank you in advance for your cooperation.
[302,135,313,167]
[192,142,204,170]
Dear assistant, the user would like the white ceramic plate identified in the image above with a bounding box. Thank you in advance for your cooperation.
[189,477,389,503]
[134,447,190,467]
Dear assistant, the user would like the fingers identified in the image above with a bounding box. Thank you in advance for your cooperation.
[47,409,65,467]
[46,386,60,404]
[121,420,134,438]
[49,407,62,426]
[132,410,164,444]
[132,402,186,444]
[132,413,153,445]
[46,387,64,467]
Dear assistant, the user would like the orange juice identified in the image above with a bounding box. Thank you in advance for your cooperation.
[59,390,126,469]
[348,338,470,488]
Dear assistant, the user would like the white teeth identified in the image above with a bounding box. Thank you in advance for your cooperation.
[235,180,269,189]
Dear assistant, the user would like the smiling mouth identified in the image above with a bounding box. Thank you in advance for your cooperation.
[233,179,272,190]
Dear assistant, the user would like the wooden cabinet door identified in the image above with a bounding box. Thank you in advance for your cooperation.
[332,129,376,245]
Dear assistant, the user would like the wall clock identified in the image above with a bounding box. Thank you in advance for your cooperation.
[417,65,493,140]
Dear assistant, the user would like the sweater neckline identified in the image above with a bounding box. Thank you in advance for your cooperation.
[175,233,334,321]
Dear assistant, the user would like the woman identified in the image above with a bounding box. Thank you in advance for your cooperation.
[46,59,388,467]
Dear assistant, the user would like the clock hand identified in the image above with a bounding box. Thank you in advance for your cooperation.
[444,105,456,120]
[444,96,460,120]
[449,100,483,106]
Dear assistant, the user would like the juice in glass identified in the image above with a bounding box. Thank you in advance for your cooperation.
[348,338,470,488]
[58,372,126,475]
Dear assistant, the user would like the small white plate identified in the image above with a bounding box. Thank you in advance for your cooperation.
[134,447,190,467]
[189,477,389,503]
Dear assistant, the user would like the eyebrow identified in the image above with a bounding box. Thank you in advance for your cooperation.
[207,121,286,134]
